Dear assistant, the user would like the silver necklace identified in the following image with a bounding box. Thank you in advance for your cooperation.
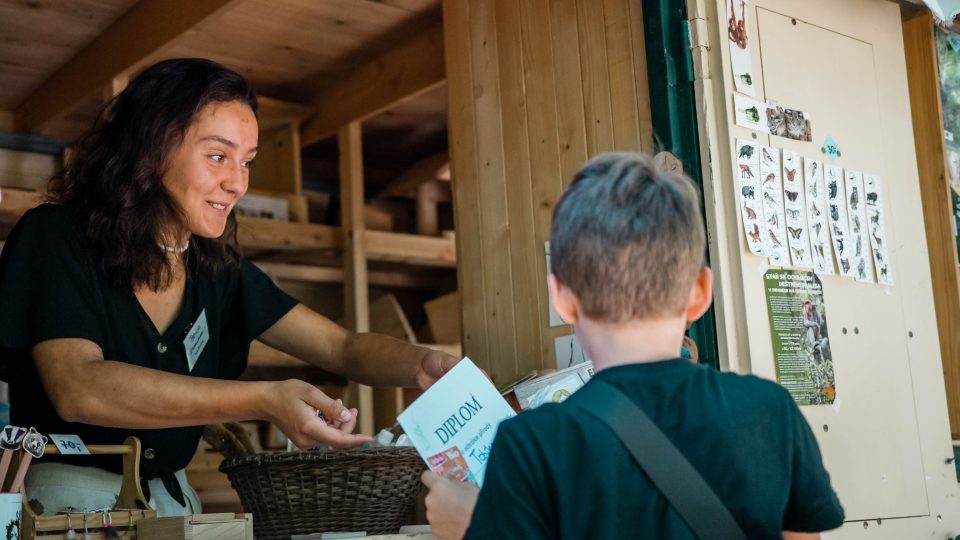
[158,240,190,253]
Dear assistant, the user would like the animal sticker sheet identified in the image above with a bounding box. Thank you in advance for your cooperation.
[736,139,765,256]
[781,150,812,268]
[844,170,874,283]
[825,165,856,278]
[864,174,893,285]
[803,158,833,275]
[760,146,789,265]
[727,0,755,96]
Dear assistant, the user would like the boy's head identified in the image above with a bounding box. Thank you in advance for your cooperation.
[549,152,708,324]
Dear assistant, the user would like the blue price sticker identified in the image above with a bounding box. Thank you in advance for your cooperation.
[821,136,842,162]
[49,434,90,455]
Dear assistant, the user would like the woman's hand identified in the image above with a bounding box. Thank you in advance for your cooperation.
[263,379,372,448]
[421,471,479,540]
[415,350,460,390]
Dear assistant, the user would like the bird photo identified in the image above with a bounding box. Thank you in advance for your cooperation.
[769,230,783,248]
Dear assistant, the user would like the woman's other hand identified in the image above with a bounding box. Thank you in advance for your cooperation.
[264,379,372,448]
[421,470,479,540]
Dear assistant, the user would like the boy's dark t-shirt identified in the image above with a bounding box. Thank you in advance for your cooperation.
[465,359,844,539]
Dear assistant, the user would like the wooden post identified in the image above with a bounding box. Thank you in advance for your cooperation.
[904,11,960,437]
[338,122,374,435]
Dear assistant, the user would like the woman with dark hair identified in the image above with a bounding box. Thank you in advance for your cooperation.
[0,58,458,516]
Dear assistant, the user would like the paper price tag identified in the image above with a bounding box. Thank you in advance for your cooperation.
[49,434,90,455]
[821,136,841,162]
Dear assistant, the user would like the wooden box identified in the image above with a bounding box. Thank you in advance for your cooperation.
[137,513,253,540]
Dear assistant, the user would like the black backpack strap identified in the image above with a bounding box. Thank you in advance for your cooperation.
[568,379,747,540]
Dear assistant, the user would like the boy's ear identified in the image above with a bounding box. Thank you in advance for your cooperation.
[547,274,580,325]
[684,267,714,323]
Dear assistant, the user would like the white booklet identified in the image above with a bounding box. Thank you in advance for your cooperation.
[397,357,515,487]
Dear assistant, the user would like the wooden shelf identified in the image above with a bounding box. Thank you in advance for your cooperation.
[237,216,456,268]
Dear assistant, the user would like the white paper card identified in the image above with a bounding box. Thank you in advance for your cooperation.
[554,333,591,370]
[183,309,209,373]
[844,170,875,283]
[781,150,812,268]
[825,166,856,278]
[49,434,91,455]
[727,0,755,96]
[759,146,789,265]
[864,174,894,285]
[735,140,765,256]
[803,158,833,274]
[733,95,768,133]
[397,358,515,487]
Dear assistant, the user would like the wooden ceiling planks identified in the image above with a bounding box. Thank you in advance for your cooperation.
[0,0,139,110]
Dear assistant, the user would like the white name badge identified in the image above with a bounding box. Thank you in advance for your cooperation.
[183,309,210,373]
[49,434,90,455]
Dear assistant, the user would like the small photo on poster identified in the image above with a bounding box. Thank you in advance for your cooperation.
[766,105,813,142]
[764,270,835,405]
[734,95,769,134]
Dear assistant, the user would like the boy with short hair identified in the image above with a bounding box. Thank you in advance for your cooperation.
[422,152,844,539]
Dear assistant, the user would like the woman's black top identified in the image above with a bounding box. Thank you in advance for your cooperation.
[0,203,298,504]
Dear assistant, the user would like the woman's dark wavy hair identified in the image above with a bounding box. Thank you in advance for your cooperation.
[47,58,258,291]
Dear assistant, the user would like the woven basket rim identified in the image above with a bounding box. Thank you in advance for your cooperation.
[220,446,423,471]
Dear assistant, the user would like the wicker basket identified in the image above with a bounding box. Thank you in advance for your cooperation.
[220,447,426,539]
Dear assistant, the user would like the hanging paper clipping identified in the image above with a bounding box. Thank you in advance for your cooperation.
[764,269,835,405]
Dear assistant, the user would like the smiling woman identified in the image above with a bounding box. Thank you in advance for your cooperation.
[0,58,459,518]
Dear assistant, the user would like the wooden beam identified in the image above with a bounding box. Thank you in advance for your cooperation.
[380,152,450,198]
[254,261,444,289]
[14,0,244,133]
[365,230,456,267]
[256,97,315,131]
[300,20,446,147]
[236,216,341,250]
[0,111,13,132]
[904,10,960,437]
[338,122,374,435]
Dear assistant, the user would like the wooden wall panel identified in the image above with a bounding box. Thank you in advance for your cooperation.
[444,0,653,380]
[903,11,960,437]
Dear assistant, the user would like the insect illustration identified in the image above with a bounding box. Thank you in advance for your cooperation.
[738,144,754,159]
[841,258,851,273]
[788,226,803,240]
[739,164,754,178]
[880,265,888,280]
[785,168,797,183]
[748,223,761,243]
[768,212,778,227]
[828,181,838,200]
[867,192,878,205]
[830,204,840,222]
[849,186,859,210]
[786,208,801,220]
[785,190,799,203]
[769,230,782,248]
[743,202,757,220]
[792,247,805,261]
[741,185,756,199]
[763,172,776,185]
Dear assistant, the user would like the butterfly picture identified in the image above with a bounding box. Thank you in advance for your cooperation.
[785,168,797,183]
[785,190,800,203]
[786,208,801,220]
[788,226,803,240]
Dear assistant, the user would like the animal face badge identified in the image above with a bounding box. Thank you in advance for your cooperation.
[21,428,47,459]
[0,426,26,451]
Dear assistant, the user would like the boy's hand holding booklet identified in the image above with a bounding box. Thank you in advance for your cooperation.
[398,357,515,487]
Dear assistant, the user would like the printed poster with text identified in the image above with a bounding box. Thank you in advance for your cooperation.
[764,270,836,405]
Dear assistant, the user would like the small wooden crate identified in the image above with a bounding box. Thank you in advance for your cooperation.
[138,513,253,540]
